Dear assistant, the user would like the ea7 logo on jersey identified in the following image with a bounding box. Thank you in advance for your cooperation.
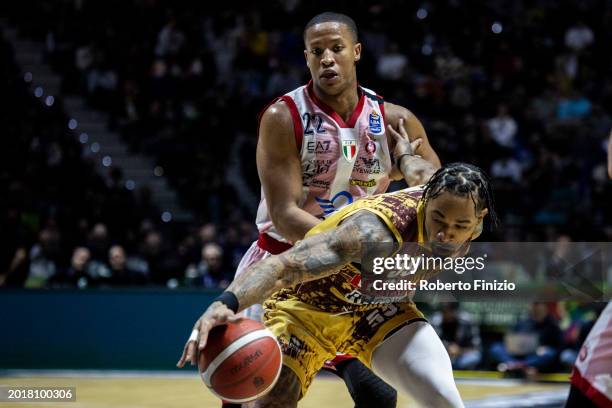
[306,140,331,153]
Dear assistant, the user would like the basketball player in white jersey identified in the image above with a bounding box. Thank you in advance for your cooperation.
[220,11,441,408]
[565,302,612,407]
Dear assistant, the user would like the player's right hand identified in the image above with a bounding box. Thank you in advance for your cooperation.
[176,301,242,368]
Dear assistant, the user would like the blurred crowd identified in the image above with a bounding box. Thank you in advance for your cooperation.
[431,301,605,375]
[1,0,611,291]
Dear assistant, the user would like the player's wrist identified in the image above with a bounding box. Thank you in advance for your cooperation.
[214,291,240,313]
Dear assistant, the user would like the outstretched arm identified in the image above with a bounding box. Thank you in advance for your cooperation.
[229,211,393,308]
[177,211,395,366]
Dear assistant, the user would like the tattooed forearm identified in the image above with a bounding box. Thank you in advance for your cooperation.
[399,155,437,186]
[227,211,394,311]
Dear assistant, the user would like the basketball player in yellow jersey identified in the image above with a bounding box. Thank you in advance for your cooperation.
[179,159,498,407]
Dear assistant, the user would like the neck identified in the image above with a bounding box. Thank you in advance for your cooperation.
[312,81,359,122]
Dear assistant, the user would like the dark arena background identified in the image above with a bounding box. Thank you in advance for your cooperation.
[1,1,611,407]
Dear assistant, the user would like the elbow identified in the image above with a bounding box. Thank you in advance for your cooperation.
[269,206,301,242]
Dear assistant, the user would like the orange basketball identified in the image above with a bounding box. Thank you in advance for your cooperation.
[198,319,282,403]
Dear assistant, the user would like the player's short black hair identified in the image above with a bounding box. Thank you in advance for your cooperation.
[423,162,499,230]
[303,12,358,43]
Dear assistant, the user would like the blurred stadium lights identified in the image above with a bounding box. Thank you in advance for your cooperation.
[68,118,78,130]
[161,211,172,223]
[154,166,164,177]
[90,142,100,153]
[416,8,428,20]
[34,86,43,98]
[24,72,32,82]
[422,44,433,55]
[125,180,136,190]
[79,132,89,144]
[492,22,503,34]
[44,95,54,106]
[102,155,112,167]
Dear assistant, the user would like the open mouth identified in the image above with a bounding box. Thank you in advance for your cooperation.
[320,70,338,80]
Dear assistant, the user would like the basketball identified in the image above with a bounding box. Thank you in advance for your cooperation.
[198,319,283,403]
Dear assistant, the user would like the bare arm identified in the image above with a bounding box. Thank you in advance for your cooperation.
[177,210,396,365]
[228,211,395,310]
[257,102,320,242]
[385,102,441,185]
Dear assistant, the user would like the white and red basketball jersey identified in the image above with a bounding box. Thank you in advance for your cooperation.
[256,81,392,246]
[571,302,612,407]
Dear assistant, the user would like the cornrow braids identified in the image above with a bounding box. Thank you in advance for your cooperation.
[423,162,499,230]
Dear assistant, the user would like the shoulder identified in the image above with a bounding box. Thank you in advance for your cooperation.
[260,99,293,128]
[384,101,419,125]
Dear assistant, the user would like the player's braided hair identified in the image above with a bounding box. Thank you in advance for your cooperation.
[423,162,499,230]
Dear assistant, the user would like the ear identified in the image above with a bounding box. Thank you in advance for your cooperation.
[354,42,362,62]
[470,208,488,240]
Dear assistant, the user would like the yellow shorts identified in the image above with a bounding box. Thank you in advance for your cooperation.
[263,292,424,398]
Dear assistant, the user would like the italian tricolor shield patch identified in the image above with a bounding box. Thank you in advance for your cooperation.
[342,140,357,161]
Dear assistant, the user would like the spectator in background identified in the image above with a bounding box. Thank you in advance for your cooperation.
[49,246,91,288]
[87,223,110,263]
[105,245,147,286]
[491,156,523,184]
[486,105,518,150]
[25,227,62,288]
[431,303,482,370]
[376,42,408,81]
[184,242,231,288]
[564,20,594,52]
[559,302,597,369]
[490,302,562,377]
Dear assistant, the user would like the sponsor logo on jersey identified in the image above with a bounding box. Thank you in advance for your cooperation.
[306,140,331,153]
[365,140,376,154]
[350,179,377,187]
[315,190,353,215]
[369,110,382,134]
[308,179,331,189]
[341,140,357,161]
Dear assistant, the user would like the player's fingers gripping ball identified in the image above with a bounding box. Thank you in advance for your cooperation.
[198,319,282,403]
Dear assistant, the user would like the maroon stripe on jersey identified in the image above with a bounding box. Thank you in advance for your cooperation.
[257,233,292,255]
[571,368,612,408]
[279,95,303,152]
[306,81,365,129]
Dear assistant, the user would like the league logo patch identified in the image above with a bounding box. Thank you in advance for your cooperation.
[342,140,357,161]
[369,110,382,134]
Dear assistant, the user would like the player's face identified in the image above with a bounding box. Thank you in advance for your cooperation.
[304,22,361,95]
[424,193,488,256]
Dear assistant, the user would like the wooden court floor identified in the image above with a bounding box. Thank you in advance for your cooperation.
[0,374,569,407]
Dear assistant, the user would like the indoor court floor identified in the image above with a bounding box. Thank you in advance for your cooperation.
[0,371,570,408]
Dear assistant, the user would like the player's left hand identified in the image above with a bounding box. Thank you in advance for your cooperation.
[176,301,242,368]
[388,118,423,162]
[387,118,423,180]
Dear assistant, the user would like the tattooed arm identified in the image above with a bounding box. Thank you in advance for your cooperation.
[177,211,395,366]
